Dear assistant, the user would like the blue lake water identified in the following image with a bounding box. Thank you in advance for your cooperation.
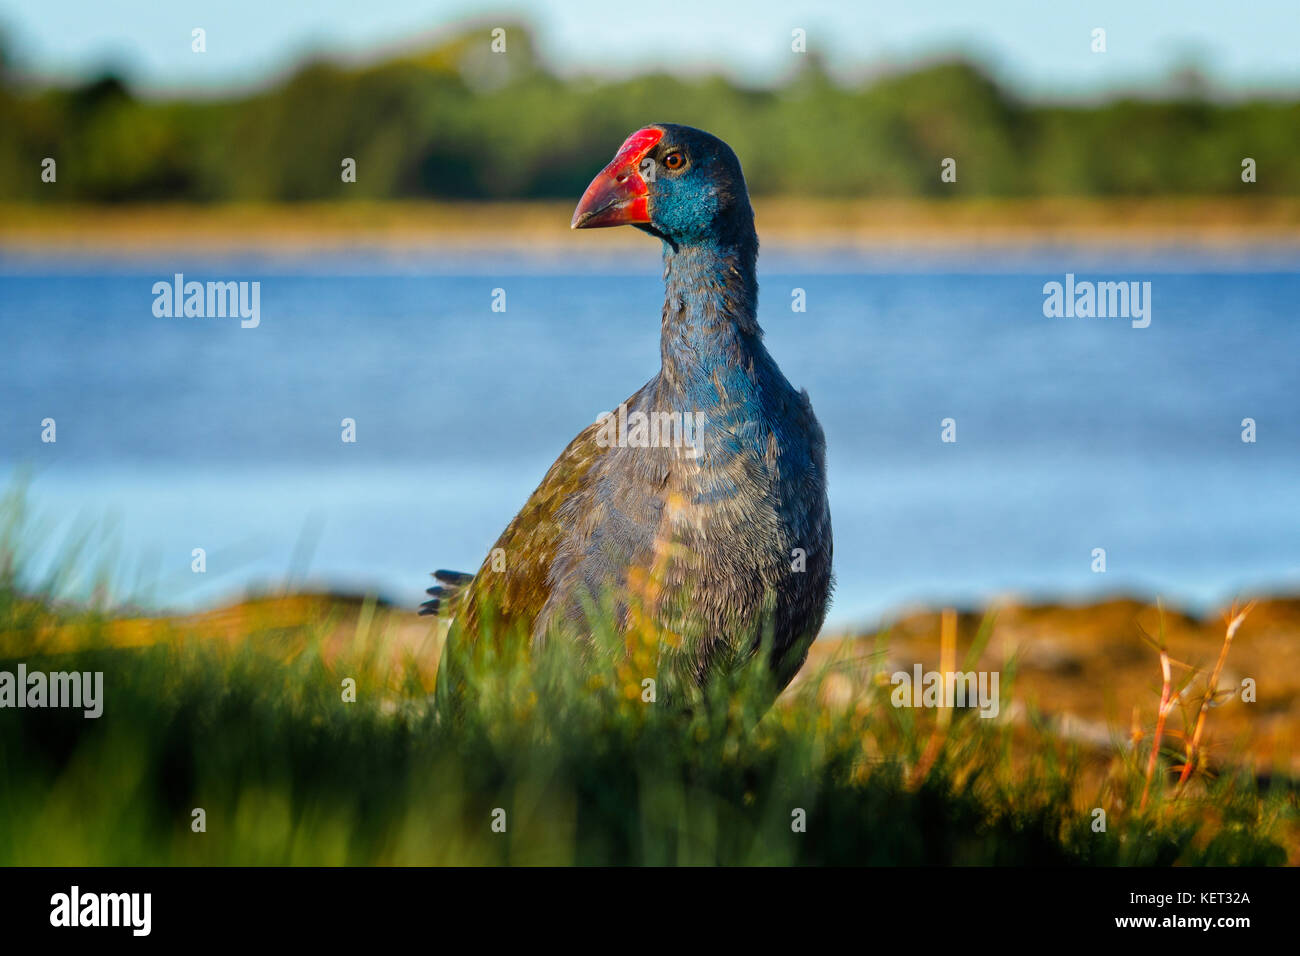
[2,245,1297,629]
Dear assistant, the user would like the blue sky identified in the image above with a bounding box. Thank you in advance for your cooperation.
[2,0,1298,97]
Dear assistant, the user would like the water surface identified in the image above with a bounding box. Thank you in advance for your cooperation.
[2,245,1297,628]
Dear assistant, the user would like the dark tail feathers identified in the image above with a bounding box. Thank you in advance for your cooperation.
[419,569,474,617]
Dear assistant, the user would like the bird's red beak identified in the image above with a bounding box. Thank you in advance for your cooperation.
[571,127,664,229]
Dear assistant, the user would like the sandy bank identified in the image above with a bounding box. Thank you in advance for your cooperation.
[4,198,1300,255]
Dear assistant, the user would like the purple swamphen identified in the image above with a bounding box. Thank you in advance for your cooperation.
[426,124,832,698]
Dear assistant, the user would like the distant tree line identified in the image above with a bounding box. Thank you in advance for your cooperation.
[1,23,1296,202]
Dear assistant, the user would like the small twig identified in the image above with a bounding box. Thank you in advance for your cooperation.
[1139,643,1178,813]
[1174,600,1255,793]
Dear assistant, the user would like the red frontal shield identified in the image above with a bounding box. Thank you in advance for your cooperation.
[571,127,664,229]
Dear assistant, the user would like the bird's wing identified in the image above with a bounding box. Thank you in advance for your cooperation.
[452,417,608,645]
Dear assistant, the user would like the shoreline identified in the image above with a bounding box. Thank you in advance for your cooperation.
[4,198,1300,255]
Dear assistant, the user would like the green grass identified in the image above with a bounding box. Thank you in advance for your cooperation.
[0,490,1292,865]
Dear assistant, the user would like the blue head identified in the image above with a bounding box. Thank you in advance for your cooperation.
[571,124,756,251]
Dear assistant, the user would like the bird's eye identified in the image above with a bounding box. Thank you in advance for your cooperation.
[662,151,685,171]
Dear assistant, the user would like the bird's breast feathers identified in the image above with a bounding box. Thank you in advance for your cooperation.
[469,375,830,646]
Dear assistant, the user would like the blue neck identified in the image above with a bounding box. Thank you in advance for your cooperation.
[654,229,774,468]
[658,232,763,405]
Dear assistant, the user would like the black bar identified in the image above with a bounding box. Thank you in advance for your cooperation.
[1,866,1291,942]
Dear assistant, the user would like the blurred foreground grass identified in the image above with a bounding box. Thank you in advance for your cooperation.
[0,494,1294,865]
